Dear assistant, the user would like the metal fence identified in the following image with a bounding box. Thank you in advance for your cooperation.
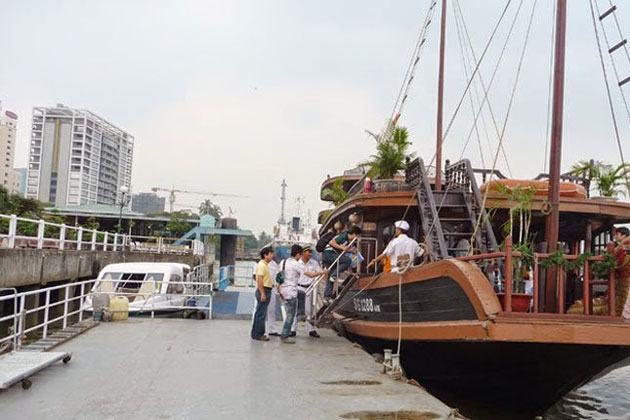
[0,213,205,256]
[0,268,213,351]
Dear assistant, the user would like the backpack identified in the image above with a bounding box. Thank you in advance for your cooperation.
[275,259,287,285]
[316,230,336,253]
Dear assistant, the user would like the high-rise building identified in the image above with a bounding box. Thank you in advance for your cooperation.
[0,104,21,195]
[14,168,27,197]
[131,192,166,214]
[26,104,133,206]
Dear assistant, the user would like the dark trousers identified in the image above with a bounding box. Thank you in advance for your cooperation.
[323,254,352,297]
[251,287,272,339]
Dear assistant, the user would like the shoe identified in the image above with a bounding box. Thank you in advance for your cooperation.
[290,331,297,337]
[281,338,296,344]
[309,331,320,338]
[253,335,269,342]
[269,332,280,337]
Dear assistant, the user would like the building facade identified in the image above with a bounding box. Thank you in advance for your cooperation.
[131,192,166,215]
[26,104,133,206]
[0,105,21,194]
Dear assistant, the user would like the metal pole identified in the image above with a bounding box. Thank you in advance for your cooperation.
[435,0,447,191]
[544,0,567,311]
[118,194,124,234]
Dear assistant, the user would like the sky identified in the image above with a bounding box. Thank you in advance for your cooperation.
[2,0,630,235]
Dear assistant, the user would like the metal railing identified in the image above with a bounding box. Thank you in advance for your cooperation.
[456,236,617,316]
[0,271,213,351]
[218,264,255,290]
[0,213,205,256]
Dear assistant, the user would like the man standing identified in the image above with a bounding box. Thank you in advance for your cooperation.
[279,245,303,344]
[251,246,274,341]
[266,253,281,336]
[322,226,362,297]
[368,221,423,273]
[294,246,328,338]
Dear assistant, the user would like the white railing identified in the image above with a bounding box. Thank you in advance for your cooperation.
[0,271,213,351]
[0,214,205,256]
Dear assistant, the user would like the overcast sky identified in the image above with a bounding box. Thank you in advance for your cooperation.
[2,0,630,235]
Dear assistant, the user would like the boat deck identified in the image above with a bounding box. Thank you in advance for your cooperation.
[0,318,453,420]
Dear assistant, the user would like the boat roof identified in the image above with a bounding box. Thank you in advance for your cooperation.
[98,262,190,276]
[320,190,630,233]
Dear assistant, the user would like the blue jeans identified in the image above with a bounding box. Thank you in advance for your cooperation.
[281,297,298,340]
[251,287,272,339]
[324,254,352,297]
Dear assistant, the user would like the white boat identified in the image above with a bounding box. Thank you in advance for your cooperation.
[84,262,192,314]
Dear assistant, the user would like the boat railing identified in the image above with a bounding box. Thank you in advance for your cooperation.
[456,236,617,317]
[218,264,255,290]
[0,277,214,351]
[305,237,358,297]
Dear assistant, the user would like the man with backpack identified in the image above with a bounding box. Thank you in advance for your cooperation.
[251,246,275,341]
[322,225,362,298]
[278,244,303,344]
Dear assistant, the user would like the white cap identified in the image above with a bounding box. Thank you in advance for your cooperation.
[394,220,410,231]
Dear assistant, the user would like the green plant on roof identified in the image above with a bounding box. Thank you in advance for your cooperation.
[322,178,349,206]
[571,160,630,198]
[361,126,414,180]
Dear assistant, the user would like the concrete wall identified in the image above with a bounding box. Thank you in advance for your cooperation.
[0,249,201,288]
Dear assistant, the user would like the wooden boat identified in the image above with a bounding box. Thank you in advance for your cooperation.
[315,1,630,415]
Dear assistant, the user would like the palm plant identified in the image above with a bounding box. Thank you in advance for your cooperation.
[199,199,223,219]
[571,160,630,198]
[361,126,413,179]
[322,178,349,206]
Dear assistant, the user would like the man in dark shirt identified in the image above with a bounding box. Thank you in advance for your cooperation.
[322,226,362,297]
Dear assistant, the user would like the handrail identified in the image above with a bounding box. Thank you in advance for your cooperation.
[0,213,205,255]
[0,267,213,349]
[455,237,616,317]
[305,236,358,296]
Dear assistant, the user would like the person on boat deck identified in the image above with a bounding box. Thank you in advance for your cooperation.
[293,245,328,338]
[266,252,281,337]
[279,244,303,344]
[322,226,363,298]
[368,221,423,273]
[251,246,275,342]
[608,227,630,318]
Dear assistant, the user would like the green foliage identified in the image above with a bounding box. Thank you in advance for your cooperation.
[571,160,630,197]
[322,178,349,206]
[513,242,534,271]
[361,126,414,179]
[258,231,272,248]
[538,250,615,278]
[0,186,45,218]
[496,183,536,245]
[166,211,195,238]
[244,235,259,250]
[199,199,223,219]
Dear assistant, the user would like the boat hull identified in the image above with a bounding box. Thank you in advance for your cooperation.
[342,332,630,416]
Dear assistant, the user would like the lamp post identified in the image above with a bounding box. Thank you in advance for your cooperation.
[118,186,130,234]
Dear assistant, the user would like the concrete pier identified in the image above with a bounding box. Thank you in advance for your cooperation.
[0,319,453,419]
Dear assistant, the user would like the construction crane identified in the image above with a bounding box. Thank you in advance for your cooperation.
[151,186,246,213]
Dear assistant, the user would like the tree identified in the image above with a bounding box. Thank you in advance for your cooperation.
[199,199,223,220]
[258,231,272,248]
[244,235,259,250]
[322,178,349,206]
[571,160,630,198]
[361,126,414,179]
[166,211,194,238]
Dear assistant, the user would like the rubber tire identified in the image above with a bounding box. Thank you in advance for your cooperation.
[63,355,72,364]
[21,379,32,390]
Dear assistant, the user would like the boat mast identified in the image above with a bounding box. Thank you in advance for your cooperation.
[278,179,287,225]
[544,0,568,310]
[435,0,447,190]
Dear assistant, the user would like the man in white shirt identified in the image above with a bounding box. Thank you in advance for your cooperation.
[368,220,423,273]
[278,245,303,344]
[266,257,281,336]
[294,246,327,338]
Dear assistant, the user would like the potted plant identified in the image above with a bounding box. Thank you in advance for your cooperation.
[361,126,414,192]
[322,178,350,206]
[496,184,536,312]
[571,159,630,200]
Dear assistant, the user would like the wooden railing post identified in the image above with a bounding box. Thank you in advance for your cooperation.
[533,258,539,313]
[557,268,565,314]
[583,260,591,315]
[505,236,513,312]
[609,269,616,317]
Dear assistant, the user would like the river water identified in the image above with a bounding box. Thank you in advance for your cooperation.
[544,360,630,419]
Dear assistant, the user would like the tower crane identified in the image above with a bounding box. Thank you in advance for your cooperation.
[151,186,246,213]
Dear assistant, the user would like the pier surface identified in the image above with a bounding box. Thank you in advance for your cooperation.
[1,319,452,419]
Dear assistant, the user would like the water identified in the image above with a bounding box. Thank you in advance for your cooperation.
[545,360,630,420]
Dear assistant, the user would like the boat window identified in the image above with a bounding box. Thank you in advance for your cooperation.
[116,273,147,294]
[167,274,184,294]
[97,272,121,293]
